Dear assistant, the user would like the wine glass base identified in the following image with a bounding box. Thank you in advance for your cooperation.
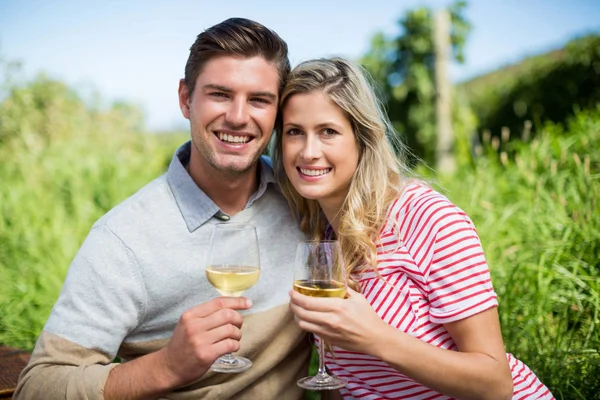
[297,374,348,390]
[210,356,252,373]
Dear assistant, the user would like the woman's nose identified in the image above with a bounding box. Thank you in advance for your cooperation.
[300,134,321,160]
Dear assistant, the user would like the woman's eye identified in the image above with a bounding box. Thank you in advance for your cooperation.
[323,128,338,136]
[286,128,302,136]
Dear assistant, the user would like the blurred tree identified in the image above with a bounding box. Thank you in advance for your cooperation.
[461,34,600,144]
[360,1,471,166]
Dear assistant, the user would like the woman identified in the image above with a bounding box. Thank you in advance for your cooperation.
[272,58,552,399]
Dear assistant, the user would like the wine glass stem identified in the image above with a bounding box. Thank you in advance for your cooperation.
[316,336,329,379]
[219,352,237,364]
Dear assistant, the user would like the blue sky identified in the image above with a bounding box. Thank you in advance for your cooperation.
[1,0,599,131]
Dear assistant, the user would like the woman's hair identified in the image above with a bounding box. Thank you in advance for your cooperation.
[273,57,414,290]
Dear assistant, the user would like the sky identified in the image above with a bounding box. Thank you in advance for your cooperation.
[1,0,599,131]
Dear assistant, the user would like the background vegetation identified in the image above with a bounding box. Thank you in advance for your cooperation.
[1,2,599,399]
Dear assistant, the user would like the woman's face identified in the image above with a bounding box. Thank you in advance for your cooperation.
[281,90,359,211]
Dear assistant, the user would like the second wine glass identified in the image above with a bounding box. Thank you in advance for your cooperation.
[205,223,260,373]
[293,240,348,390]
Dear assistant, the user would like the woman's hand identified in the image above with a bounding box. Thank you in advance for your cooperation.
[288,287,392,354]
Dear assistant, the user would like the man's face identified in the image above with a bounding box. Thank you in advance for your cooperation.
[179,56,279,175]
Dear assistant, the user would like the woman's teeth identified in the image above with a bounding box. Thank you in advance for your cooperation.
[300,168,330,176]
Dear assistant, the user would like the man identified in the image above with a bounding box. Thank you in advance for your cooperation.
[15,18,309,399]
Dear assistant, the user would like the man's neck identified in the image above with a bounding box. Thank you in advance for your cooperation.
[188,152,259,216]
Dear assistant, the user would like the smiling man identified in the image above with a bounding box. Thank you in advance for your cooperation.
[182,55,278,215]
[15,18,309,400]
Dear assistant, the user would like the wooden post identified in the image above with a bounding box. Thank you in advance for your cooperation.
[434,9,455,173]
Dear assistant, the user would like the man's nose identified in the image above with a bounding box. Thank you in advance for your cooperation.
[225,99,250,127]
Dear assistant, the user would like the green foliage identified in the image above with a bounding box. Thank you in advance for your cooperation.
[0,65,187,348]
[461,34,600,141]
[359,1,470,165]
[433,107,600,399]
[1,57,599,398]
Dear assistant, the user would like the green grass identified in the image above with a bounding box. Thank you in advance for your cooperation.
[1,70,599,399]
[0,72,187,348]
[434,108,600,399]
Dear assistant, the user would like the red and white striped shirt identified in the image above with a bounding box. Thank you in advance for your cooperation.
[322,184,553,399]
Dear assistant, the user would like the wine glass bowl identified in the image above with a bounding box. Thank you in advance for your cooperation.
[205,223,260,373]
[206,265,260,297]
[293,240,348,390]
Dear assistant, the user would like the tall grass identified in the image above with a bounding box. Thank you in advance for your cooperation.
[436,108,600,399]
[0,72,186,348]
[1,69,598,398]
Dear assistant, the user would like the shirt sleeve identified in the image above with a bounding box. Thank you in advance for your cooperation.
[398,188,498,325]
[15,223,147,399]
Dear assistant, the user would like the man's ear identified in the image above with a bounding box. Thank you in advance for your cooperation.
[178,79,191,119]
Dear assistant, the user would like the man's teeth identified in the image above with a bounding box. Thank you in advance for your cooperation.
[217,133,251,143]
[300,168,330,176]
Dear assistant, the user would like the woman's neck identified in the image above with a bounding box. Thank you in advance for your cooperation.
[318,199,344,235]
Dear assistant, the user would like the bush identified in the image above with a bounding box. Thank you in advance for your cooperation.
[0,70,186,348]
[461,35,600,142]
[436,107,600,399]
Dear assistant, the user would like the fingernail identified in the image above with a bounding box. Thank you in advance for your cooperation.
[246,299,253,308]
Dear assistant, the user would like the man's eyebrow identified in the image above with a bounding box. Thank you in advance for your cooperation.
[203,84,233,93]
[249,91,277,101]
[202,84,277,101]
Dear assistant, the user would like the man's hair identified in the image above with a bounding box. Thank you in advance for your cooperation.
[184,17,290,97]
[273,57,415,291]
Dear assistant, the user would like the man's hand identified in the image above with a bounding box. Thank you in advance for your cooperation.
[105,297,252,399]
[158,296,252,387]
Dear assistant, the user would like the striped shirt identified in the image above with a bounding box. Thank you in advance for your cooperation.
[322,184,553,399]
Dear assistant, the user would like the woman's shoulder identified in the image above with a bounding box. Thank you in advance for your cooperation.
[388,182,451,216]
[384,181,470,237]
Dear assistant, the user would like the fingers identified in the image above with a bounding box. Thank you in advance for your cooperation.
[189,296,253,318]
[180,306,245,337]
[194,322,243,351]
[293,314,326,335]
[289,299,335,327]
[289,290,345,312]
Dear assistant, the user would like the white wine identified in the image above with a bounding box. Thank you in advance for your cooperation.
[293,280,346,298]
[206,265,260,297]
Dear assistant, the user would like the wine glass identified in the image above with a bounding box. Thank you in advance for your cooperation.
[205,223,260,373]
[293,240,348,390]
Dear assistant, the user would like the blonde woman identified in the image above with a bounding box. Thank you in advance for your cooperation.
[272,57,552,400]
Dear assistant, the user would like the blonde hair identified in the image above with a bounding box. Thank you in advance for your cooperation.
[273,57,414,290]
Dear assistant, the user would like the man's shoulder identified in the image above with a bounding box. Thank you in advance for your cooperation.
[94,173,173,231]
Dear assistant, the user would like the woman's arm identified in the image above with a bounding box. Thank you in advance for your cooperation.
[289,289,513,400]
[373,305,513,400]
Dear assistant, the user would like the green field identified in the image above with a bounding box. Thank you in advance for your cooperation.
[1,72,599,399]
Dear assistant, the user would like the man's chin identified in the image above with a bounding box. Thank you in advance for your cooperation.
[213,159,257,175]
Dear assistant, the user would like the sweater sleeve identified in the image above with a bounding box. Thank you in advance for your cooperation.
[15,224,147,400]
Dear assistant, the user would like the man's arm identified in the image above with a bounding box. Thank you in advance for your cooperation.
[15,224,253,400]
[104,297,251,400]
[15,224,143,399]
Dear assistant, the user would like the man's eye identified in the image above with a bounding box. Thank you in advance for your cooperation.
[251,97,271,104]
[210,92,228,98]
